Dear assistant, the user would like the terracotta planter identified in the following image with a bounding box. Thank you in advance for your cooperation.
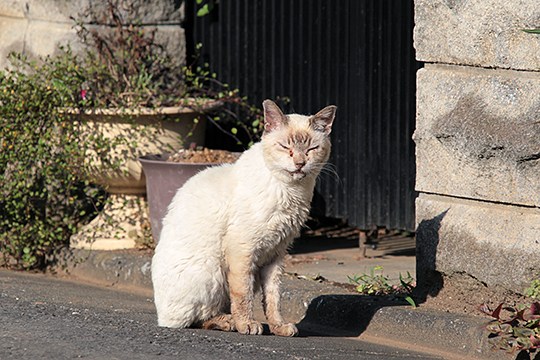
[70,103,219,250]
[139,154,222,242]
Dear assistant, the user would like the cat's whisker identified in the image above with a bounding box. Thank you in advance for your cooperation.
[311,162,341,183]
[321,167,342,185]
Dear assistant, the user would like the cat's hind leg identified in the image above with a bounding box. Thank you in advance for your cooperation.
[201,314,236,332]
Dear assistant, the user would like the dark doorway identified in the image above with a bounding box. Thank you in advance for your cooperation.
[185,0,421,231]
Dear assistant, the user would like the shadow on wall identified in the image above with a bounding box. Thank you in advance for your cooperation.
[414,210,449,304]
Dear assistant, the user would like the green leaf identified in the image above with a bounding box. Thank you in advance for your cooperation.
[197,4,210,17]
[523,28,540,34]
[517,328,535,340]
[231,127,238,135]
[404,296,416,308]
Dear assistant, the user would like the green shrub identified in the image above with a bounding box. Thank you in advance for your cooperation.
[0,49,263,269]
[0,1,266,269]
[0,52,105,269]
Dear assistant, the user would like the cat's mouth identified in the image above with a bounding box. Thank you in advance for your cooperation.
[287,169,306,179]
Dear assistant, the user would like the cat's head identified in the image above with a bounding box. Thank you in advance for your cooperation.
[261,99,336,182]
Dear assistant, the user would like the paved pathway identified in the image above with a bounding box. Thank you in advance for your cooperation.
[0,269,440,360]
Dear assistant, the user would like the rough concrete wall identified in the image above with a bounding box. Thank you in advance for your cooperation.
[414,0,540,294]
[414,0,540,71]
[0,0,185,69]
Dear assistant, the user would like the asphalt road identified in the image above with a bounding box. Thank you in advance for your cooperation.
[0,270,440,360]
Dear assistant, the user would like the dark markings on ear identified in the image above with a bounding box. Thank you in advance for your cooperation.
[310,105,337,135]
[263,99,288,133]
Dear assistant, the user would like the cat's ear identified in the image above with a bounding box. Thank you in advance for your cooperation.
[310,105,337,135]
[263,99,288,133]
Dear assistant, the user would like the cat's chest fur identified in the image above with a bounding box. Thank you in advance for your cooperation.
[240,185,310,266]
[265,185,310,238]
[227,145,315,265]
[259,184,309,241]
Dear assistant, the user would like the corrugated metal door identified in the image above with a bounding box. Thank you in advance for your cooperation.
[186,0,420,231]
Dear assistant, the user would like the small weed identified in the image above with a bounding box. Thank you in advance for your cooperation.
[348,266,416,307]
[481,302,540,354]
[526,280,540,299]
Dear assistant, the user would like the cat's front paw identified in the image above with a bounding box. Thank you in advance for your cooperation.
[270,323,298,337]
[235,320,263,335]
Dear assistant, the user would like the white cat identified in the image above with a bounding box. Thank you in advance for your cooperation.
[151,99,336,336]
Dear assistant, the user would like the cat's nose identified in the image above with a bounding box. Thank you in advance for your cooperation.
[294,161,306,170]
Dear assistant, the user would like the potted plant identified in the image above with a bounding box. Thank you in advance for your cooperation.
[0,1,261,266]
[62,0,266,250]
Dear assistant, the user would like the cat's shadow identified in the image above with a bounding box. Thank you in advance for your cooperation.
[294,294,405,337]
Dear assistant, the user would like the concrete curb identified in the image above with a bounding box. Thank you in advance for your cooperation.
[61,249,509,360]
[61,249,153,291]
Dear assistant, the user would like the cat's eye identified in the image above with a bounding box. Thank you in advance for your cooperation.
[277,143,290,150]
[307,145,319,153]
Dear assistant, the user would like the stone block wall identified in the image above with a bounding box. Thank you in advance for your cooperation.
[0,0,185,69]
[414,0,540,294]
